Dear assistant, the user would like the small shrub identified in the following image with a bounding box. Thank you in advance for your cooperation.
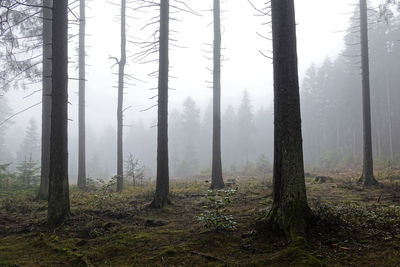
[196,189,238,232]
[89,176,117,211]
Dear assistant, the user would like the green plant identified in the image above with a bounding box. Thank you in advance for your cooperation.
[16,155,40,188]
[90,176,117,211]
[124,153,145,187]
[196,189,238,232]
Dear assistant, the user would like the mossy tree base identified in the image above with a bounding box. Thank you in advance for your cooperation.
[150,195,171,208]
[210,180,224,190]
[258,202,314,241]
[358,174,379,186]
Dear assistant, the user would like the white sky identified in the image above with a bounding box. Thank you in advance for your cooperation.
[3,0,383,152]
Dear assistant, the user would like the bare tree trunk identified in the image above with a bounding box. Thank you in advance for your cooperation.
[385,74,393,161]
[152,0,170,208]
[376,118,382,158]
[211,0,224,190]
[116,0,126,192]
[260,0,312,239]
[359,0,378,185]
[37,0,52,200]
[77,0,86,188]
[47,0,70,226]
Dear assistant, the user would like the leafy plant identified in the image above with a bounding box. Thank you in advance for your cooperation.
[124,153,145,187]
[89,176,117,211]
[196,189,238,232]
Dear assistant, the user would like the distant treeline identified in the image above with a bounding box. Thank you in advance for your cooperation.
[301,8,400,170]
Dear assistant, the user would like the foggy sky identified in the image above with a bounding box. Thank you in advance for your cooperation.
[2,0,382,161]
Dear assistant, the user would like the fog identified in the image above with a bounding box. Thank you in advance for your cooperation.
[0,0,388,183]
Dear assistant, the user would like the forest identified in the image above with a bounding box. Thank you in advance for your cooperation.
[0,0,400,266]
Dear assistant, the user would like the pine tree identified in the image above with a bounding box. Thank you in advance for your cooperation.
[237,90,255,164]
[211,0,224,189]
[177,97,200,177]
[38,0,53,201]
[17,118,40,164]
[47,0,70,226]
[152,0,170,208]
[358,0,378,185]
[78,0,87,189]
[260,0,312,239]
[16,155,40,187]
[0,97,13,164]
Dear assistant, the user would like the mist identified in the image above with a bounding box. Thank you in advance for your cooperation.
[1,0,373,183]
[1,0,400,265]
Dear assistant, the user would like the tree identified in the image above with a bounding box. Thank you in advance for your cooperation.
[152,0,170,208]
[47,0,70,226]
[0,97,13,165]
[0,0,42,91]
[125,153,144,186]
[221,105,238,170]
[237,90,255,163]
[261,0,312,239]
[16,154,40,187]
[0,163,12,190]
[358,0,378,185]
[177,97,200,177]
[77,0,87,189]
[211,0,224,189]
[38,0,52,200]
[17,117,40,164]
[116,0,127,192]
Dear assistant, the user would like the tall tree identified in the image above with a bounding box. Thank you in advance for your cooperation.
[17,118,40,164]
[77,0,86,189]
[0,97,13,164]
[116,0,126,192]
[47,0,70,226]
[237,90,255,163]
[38,0,52,200]
[152,0,170,207]
[177,97,200,177]
[359,0,378,185]
[211,0,224,189]
[261,0,312,238]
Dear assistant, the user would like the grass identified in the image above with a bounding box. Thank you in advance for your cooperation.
[0,172,400,266]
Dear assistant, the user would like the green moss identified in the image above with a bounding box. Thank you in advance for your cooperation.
[270,246,325,266]
[132,232,153,242]
[155,229,185,235]
[160,245,178,257]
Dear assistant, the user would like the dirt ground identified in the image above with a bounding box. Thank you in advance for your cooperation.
[0,172,400,266]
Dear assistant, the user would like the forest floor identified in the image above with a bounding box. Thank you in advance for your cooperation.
[0,170,400,266]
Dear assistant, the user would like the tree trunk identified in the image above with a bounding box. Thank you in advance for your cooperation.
[37,0,52,200]
[385,74,393,161]
[211,0,224,190]
[260,0,312,239]
[116,0,126,192]
[152,0,170,208]
[47,0,70,226]
[77,0,86,188]
[358,0,378,185]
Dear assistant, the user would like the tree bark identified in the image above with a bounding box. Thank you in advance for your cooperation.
[152,0,170,207]
[77,0,86,189]
[261,0,312,239]
[358,0,378,185]
[37,0,52,200]
[211,0,224,190]
[116,0,126,192]
[47,0,70,226]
